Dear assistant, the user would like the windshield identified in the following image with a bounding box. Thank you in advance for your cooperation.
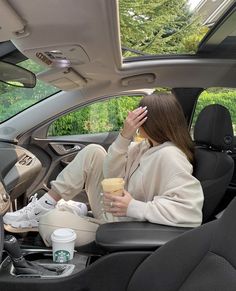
[119,0,234,58]
[0,59,58,122]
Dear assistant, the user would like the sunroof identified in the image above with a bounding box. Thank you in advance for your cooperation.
[119,0,234,58]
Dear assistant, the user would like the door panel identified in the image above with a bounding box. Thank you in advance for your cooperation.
[25,131,119,197]
[46,131,119,150]
[18,95,143,198]
[0,142,42,200]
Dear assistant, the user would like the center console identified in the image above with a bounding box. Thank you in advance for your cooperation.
[1,248,89,278]
[1,235,90,279]
[95,221,191,252]
[0,240,149,291]
[0,221,192,291]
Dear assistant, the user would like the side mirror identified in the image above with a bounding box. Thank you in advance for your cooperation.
[0,61,36,88]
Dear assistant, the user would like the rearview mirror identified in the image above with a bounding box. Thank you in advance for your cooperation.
[0,61,36,88]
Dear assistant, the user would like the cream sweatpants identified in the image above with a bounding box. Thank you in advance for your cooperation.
[39,144,116,247]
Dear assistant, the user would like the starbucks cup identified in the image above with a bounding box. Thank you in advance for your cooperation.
[51,228,77,263]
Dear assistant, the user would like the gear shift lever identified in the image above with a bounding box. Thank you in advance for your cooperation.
[4,235,25,263]
[4,235,65,276]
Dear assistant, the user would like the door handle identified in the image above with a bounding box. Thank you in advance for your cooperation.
[64,145,81,153]
[50,143,81,155]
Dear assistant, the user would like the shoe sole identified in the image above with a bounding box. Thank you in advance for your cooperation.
[4,224,38,233]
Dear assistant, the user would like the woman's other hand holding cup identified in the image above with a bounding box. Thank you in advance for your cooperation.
[103,190,132,217]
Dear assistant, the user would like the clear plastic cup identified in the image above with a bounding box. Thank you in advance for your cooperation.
[101,178,125,196]
[101,178,125,221]
[51,228,77,263]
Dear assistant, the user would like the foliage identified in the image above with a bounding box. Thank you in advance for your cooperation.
[119,0,208,56]
[19,59,45,74]
[0,59,58,122]
[48,96,142,136]
[192,89,236,133]
[48,89,236,136]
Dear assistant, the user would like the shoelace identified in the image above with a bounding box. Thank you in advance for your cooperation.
[18,193,38,214]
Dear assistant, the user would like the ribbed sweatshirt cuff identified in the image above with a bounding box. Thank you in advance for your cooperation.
[113,133,132,152]
[127,199,147,220]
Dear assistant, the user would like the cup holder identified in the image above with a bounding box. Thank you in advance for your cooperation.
[10,262,75,279]
[1,248,89,279]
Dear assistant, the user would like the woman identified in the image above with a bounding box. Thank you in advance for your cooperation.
[3,93,204,247]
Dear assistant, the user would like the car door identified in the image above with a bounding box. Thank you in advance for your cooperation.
[18,94,144,198]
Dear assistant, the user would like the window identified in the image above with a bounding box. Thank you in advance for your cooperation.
[0,59,58,122]
[192,88,236,135]
[119,0,214,58]
[48,95,143,136]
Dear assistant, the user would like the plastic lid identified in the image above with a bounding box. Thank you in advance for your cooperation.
[51,228,77,243]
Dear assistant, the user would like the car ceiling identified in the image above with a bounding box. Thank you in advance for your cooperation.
[0,0,235,142]
[0,0,236,94]
[1,0,236,94]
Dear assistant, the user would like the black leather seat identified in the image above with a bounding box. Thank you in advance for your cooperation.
[127,197,236,291]
[193,104,234,222]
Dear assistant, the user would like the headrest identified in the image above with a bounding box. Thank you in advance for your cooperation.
[194,104,233,151]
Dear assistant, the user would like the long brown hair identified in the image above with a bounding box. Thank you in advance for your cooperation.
[139,93,194,163]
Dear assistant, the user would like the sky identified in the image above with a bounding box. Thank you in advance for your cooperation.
[188,0,203,10]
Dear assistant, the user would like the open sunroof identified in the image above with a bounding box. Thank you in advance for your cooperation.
[119,0,235,58]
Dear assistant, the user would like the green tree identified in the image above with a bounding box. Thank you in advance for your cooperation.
[0,59,58,122]
[48,96,142,136]
[193,89,236,133]
[119,0,207,56]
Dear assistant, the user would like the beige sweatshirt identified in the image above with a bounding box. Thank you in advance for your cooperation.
[103,134,204,228]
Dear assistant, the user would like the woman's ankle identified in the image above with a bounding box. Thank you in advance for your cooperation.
[46,190,61,203]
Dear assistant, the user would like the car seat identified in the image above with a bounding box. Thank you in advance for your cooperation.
[95,104,235,253]
[193,104,234,222]
[127,196,236,291]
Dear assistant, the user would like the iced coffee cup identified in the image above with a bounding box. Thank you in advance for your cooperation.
[101,178,125,196]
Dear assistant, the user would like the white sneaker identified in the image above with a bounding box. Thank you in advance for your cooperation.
[56,199,88,216]
[3,194,54,232]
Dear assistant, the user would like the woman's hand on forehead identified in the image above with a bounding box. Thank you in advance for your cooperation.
[121,106,148,140]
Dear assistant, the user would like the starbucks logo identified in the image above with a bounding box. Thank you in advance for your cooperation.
[54,250,70,263]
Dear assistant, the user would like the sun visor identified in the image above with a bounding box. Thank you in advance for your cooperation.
[0,0,27,41]
[37,67,87,91]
